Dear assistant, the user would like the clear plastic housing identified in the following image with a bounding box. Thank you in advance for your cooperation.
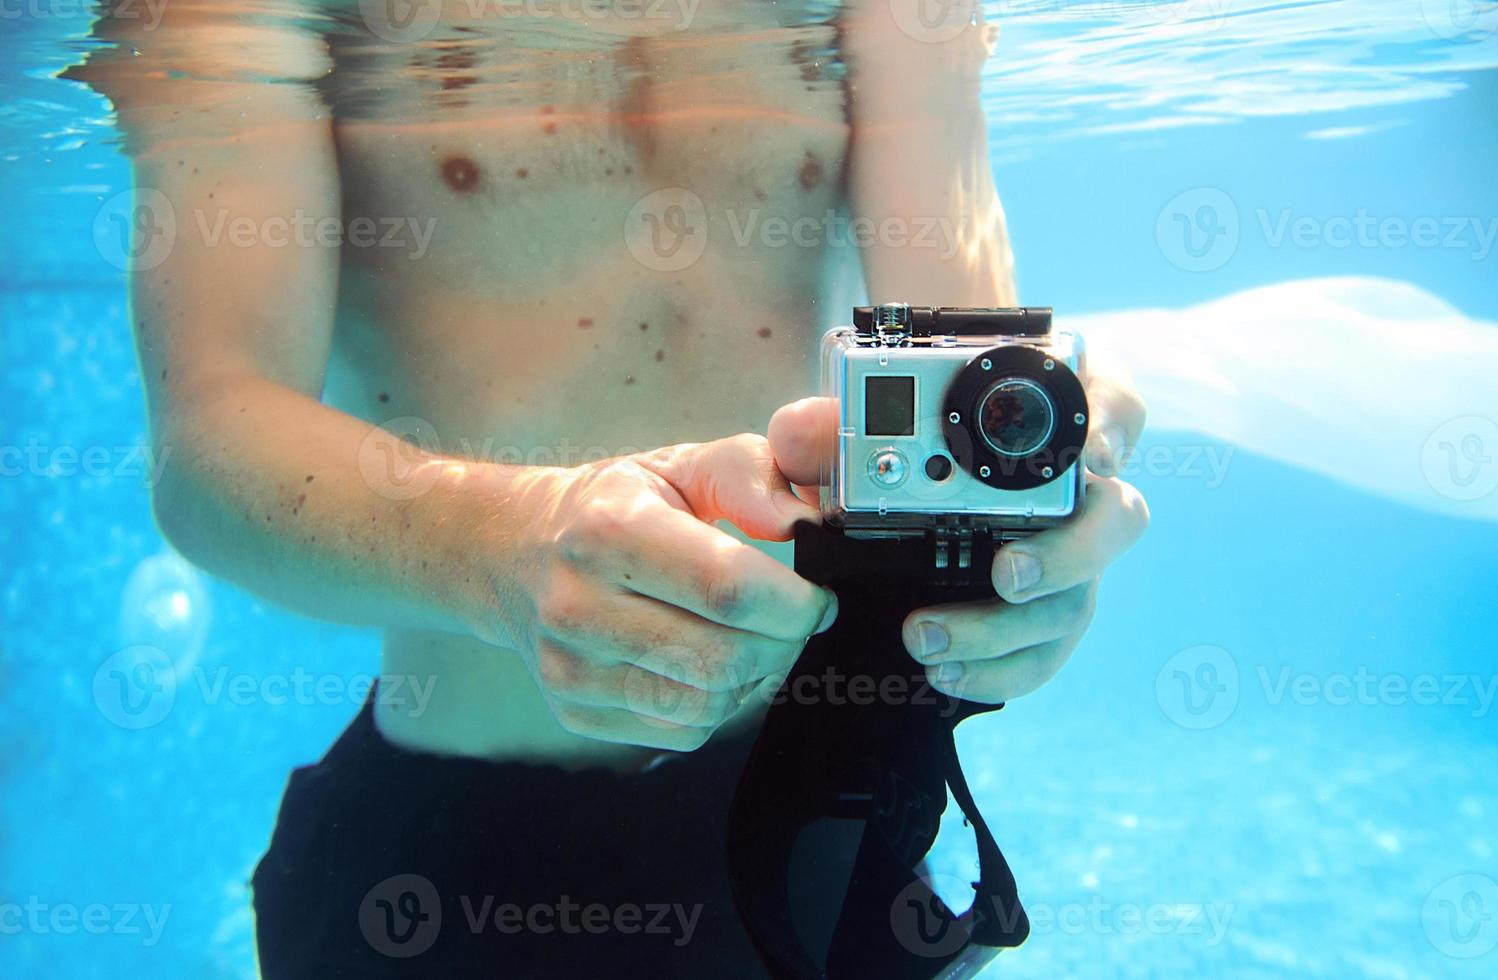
[819,324,1086,536]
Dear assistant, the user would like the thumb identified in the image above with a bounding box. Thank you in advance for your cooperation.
[767,397,839,488]
[644,434,819,542]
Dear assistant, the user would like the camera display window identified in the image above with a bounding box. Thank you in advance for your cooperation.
[864,376,916,436]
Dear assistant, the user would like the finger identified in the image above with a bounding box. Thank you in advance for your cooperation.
[533,640,746,729]
[991,476,1149,602]
[535,579,806,692]
[925,633,1084,705]
[1081,367,1146,478]
[561,488,837,641]
[767,396,838,487]
[902,581,1097,664]
[547,700,718,752]
[642,433,821,540]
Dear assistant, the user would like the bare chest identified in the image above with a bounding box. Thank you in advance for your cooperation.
[325,15,851,291]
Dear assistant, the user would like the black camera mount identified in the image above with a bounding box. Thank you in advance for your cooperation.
[724,521,1030,979]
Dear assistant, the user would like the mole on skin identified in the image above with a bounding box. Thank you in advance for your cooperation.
[798,151,823,191]
[441,156,480,193]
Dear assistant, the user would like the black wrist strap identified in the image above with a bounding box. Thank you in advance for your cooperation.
[724,521,1030,979]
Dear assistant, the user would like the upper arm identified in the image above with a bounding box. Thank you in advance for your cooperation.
[68,2,340,426]
[839,0,1014,305]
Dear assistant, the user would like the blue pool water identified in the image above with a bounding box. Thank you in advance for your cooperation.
[3,2,1497,977]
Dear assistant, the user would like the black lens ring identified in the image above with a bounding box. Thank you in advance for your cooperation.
[941,345,1089,491]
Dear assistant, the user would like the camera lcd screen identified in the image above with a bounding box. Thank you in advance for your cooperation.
[864,376,916,436]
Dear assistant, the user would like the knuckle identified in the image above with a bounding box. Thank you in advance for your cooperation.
[535,582,587,637]
[1034,643,1071,688]
[1060,584,1098,631]
[675,726,715,753]
[701,564,751,623]
[687,690,735,729]
[549,701,591,737]
[730,432,771,459]
[535,644,580,695]
[713,640,760,691]
[1124,387,1148,433]
[577,498,627,541]
[1119,483,1151,536]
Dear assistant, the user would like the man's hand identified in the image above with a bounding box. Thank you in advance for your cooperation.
[768,366,1148,705]
[491,435,839,751]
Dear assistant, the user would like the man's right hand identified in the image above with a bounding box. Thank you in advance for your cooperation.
[485,435,838,752]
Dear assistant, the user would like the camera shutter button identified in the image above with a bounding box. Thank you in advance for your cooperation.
[869,449,909,489]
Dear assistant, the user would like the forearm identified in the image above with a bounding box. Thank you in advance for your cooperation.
[844,2,1016,305]
[151,373,520,642]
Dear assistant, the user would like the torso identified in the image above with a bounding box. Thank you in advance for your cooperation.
[317,1,857,768]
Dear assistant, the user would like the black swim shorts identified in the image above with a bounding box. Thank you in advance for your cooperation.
[250,689,772,978]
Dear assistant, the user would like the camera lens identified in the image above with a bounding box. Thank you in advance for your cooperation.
[976,378,1055,458]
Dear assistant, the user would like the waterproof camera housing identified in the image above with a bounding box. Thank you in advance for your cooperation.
[821,303,1088,544]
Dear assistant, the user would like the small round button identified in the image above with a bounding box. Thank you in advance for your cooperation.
[868,449,908,489]
[924,454,954,482]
